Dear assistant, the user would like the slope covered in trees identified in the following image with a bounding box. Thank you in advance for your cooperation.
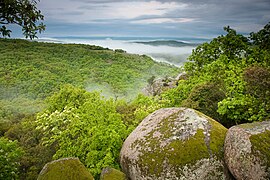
[0,38,178,134]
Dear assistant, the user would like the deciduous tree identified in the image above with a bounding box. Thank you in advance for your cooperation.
[0,0,45,39]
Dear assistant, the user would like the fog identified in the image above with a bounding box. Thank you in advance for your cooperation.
[42,37,197,67]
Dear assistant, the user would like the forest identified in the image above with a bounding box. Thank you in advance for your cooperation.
[0,22,269,179]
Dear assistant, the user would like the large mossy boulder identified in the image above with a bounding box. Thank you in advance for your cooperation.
[100,167,127,180]
[120,107,231,179]
[224,121,270,180]
[37,157,94,180]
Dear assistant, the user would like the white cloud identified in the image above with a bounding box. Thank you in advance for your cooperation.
[39,0,188,23]
[105,1,187,19]
[132,17,195,24]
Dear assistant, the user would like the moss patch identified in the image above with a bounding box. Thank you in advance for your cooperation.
[238,122,262,129]
[100,167,127,180]
[208,118,227,160]
[167,129,210,166]
[138,130,210,177]
[250,130,270,167]
[37,158,94,180]
[195,110,227,160]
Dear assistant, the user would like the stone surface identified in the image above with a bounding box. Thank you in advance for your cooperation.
[120,107,231,180]
[224,121,270,180]
[37,157,94,180]
[142,77,177,96]
[100,167,127,180]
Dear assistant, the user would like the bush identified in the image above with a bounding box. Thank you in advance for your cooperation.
[0,137,24,180]
[182,82,226,124]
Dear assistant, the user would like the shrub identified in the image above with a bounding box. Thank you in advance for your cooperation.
[0,137,24,180]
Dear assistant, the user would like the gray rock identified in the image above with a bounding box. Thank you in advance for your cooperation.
[37,157,94,180]
[120,107,231,180]
[176,72,188,81]
[142,77,177,96]
[224,121,270,180]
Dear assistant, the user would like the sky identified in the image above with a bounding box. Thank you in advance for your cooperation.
[13,0,270,38]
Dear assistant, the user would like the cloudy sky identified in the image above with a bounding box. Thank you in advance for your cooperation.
[27,0,270,38]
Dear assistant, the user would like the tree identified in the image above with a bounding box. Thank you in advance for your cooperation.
[250,22,270,50]
[187,26,249,71]
[0,0,45,39]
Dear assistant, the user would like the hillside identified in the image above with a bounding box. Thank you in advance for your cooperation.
[0,38,179,123]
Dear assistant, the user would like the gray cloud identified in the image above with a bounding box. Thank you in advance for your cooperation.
[37,0,270,38]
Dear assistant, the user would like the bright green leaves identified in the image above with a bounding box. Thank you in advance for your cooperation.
[35,85,128,178]
[0,137,24,180]
[160,24,270,127]
[217,66,270,124]
[131,94,164,124]
[188,26,249,71]
[218,95,255,124]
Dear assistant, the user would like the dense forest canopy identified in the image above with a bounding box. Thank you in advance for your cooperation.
[0,22,269,179]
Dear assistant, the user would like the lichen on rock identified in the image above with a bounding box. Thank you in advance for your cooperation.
[100,167,127,180]
[120,107,230,180]
[37,157,94,180]
[224,120,270,180]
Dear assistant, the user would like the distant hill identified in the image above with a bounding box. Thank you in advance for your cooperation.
[133,40,199,47]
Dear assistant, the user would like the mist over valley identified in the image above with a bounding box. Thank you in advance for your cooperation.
[37,37,201,66]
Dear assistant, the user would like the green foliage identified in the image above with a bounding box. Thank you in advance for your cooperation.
[0,38,178,139]
[0,0,45,39]
[182,82,226,123]
[0,137,24,180]
[4,115,55,180]
[244,66,270,100]
[161,73,210,107]
[0,38,178,179]
[160,23,270,127]
[187,26,249,72]
[34,86,129,178]
[0,38,177,99]
[131,94,164,125]
[250,22,270,50]
[1,21,270,179]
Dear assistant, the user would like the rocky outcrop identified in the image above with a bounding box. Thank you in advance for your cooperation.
[142,72,188,96]
[224,121,270,180]
[120,107,231,180]
[143,77,177,96]
[100,167,127,180]
[37,157,94,180]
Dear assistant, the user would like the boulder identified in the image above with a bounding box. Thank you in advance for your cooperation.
[37,157,94,180]
[224,121,270,180]
[100,167,127,180]
[120,107,231,180]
